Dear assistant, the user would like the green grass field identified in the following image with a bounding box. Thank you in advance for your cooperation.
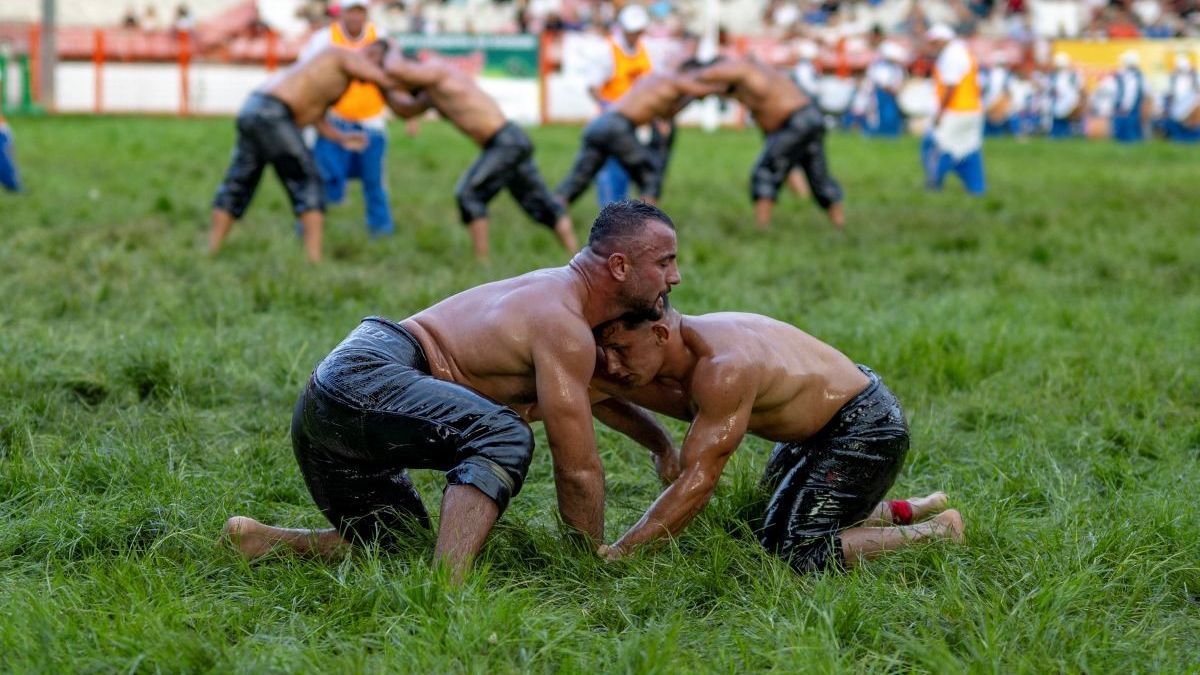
[1,116,1198,672]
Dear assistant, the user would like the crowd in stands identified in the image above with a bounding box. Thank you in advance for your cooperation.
[279,0,1200,38]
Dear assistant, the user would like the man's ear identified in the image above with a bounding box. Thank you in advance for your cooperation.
[652,323,669,345]
[607,252,629,281]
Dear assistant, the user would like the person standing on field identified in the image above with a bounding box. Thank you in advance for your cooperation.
[920,24,986,196]
[0,114,21,193]
[588,4,656,207]
[301,0,396,237]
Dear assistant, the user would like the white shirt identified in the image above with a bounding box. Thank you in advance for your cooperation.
[1049,69,1082,118]
[299,26,334,63]
[588,33,643,89]
[866,60,904,93]
[935,39,973,88]
[979,66,1011,109]
[1115,67,1146,115]
[793,59,820,98]
[1167,67,1199,121]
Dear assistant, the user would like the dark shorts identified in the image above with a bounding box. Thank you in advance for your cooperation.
[751,103,843,209]
[555,111,662,204]
[455,121,564,228]
[292,317,534,545]
[212,92,324,218]
[757,365,908,574]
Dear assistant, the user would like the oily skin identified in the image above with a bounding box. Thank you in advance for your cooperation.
[592,309,960,561]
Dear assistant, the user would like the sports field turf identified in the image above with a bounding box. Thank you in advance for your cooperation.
[1,116,1198,672]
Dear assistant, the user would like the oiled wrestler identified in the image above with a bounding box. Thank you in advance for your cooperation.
[591,298,962,573]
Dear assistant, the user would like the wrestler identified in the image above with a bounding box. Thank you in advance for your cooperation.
[694,56,845,230]
[590,298,962,573]
[384,53,576,261]
[209,40,402,263]
[555,64,725,207]
[223,201,681,582]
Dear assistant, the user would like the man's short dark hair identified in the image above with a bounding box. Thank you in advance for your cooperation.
[587,200,675,256]
[594,295,672,340]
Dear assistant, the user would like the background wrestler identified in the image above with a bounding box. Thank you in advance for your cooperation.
[555,65,726,207]
[209,40,405,263]
[694,56,845,231]
[224,201,681,582]
[383,52,576,261]
[590,298,962,573]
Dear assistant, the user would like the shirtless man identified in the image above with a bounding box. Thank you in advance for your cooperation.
[555,64,725,207]
[209,40,406,263]
[589,298,962,574]
[223,201,681,581]
[695,56,845,230]
[384,53,576,261]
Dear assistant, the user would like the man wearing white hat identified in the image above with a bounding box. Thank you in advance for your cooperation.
[1047,52,1084,139]
[792,40,821,100]
[1111,50,1148,143]
[920,23,986,196]
[588,4,657,207]
[865,41,906,138]
[300,0,395,237]
[1163,51,1200,143]
[980,52,1016,137]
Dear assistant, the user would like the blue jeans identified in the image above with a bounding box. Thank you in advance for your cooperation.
[313,118,393,236]
[1165,118,1200,143]
[1111,113,1144,143]
[921,134,985,196]
[0,126,21,192]
[867,90,902,138]
[1049,117,1079,139]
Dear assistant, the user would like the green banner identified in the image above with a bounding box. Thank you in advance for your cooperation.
[389,33,539,80]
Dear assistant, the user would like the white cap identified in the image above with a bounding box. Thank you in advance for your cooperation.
[796,40,819,60]
[1176,53,1192,70]
[880,41,905,62]
[341,0,369,10]
[618,4,650,33]
[773,4,800,28]
[1120,50,1139,67]
[926,23,955,42]
[1053,52,1070,69]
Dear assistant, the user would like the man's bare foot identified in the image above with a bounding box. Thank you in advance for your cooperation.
[827,202,845,230]
[930,509,965,544]
[222,516,278,559]
[908,491,950,521]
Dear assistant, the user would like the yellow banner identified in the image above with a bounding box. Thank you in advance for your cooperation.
[1052,39,1200,91]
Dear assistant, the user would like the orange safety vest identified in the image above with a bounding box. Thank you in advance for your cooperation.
[330,21,386,120]
[935,47,981,113]
[598,37,652,103]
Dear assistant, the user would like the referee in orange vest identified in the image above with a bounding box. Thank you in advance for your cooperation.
[588,4,655,206]
[301,0,394,236]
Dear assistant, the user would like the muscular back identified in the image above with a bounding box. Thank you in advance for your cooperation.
[397,62,507,145]
[604,313,869,442]
[700,59,809,132]
[265,48,376,126]
[613,74,694,125]
[402,268,588,404]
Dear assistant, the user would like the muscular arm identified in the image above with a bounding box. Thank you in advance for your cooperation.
[386,89,433,119]
[342,49,397,90]
[533,321,607,545]
[605,361,755,558]
[593,398,674,456]
[695,60,744,93]
[674,75,727,100]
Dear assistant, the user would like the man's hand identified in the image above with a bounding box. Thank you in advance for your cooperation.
[653,446,681,485]
[340,131,368,152]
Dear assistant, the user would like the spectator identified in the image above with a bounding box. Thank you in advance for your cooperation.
[981,52,1018,136]
[301,0,396,237]
[173,4,196,35]
[1047,52,1085,138]
[865,41,907,137]
[1112,49,1149,142]
[122,5,142,29]
[0,113,22,193]
[1163,51,1200,141]
[144,4,163,32]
